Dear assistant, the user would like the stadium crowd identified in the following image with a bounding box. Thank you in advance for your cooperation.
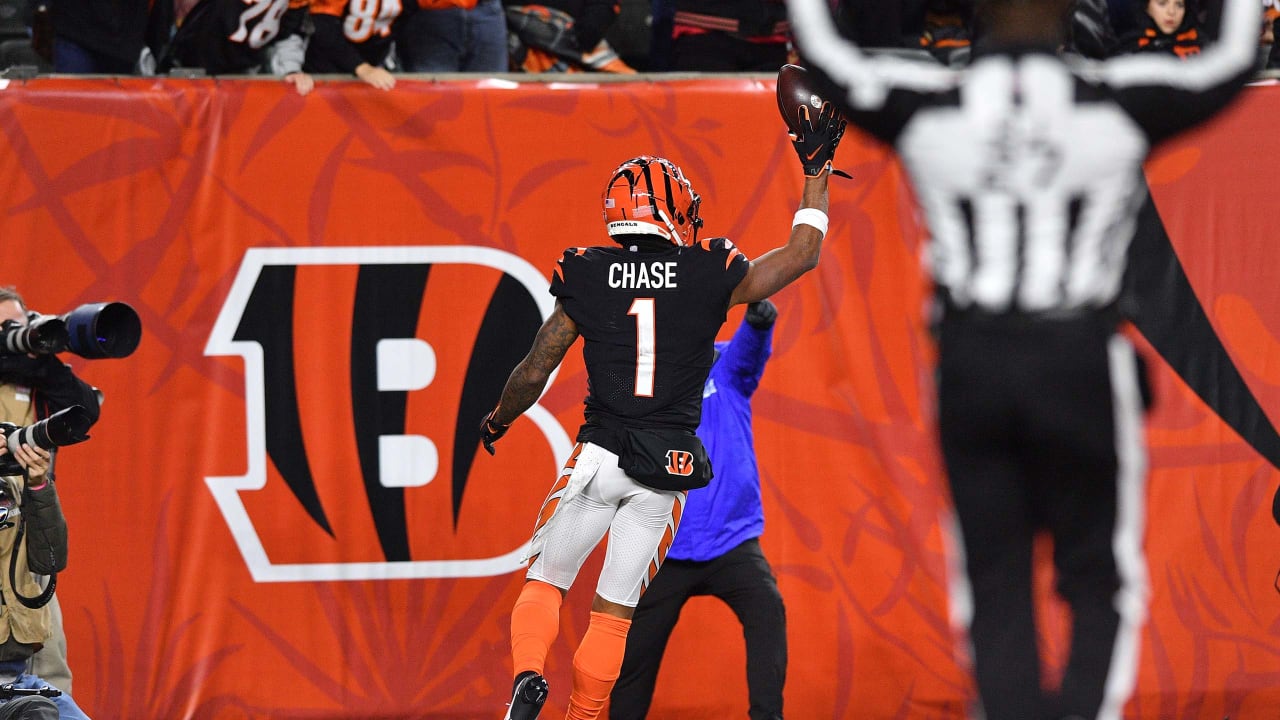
[0,0,1274,88]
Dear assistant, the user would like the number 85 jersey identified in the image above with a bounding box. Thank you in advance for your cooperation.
[551,238,748,432]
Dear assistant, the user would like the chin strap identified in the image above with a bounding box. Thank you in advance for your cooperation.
[654,208,683,244]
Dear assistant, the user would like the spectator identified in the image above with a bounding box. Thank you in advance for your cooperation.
[157,0,315,95]
[48,0,170,74]
[0,291,93,720]
[1262,1,1279,66]
[505,0,634,71]
[787,0,1258,716]
[611,299,787,720]
[917,0,973,61]
[304,0,415,89]
[396,0,509,72]
[1112,0,1203,57]
[484,108,845,718]
[667,0,792,70]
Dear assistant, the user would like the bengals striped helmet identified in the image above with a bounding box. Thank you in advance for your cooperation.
[602,156,703,246]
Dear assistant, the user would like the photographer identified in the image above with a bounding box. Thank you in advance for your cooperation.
[0,440,85,719]
[0,290,100,432]
[0,289,98,718]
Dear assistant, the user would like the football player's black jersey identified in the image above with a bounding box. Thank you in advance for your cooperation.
[550,238,749,443]
[168,0,308,75]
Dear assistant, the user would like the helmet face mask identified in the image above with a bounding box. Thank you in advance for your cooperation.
[602,156,703,247]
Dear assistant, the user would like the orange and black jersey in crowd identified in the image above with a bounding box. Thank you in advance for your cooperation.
[549,238,748,448]
[164,0,310,74]
[1113,22,1202,58]
[305,0,417,73]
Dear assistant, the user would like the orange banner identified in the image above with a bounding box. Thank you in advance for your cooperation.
[0,76,1277,719]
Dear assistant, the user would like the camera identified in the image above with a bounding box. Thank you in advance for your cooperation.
[0,405,93,476]
[0,315,65,356]
[0,302,141,359]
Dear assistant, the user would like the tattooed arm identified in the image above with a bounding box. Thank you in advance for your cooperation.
[491,301,580,427]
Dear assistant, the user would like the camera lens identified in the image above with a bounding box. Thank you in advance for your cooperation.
[64,302,141,359]
[4,406,92,457]
[0,317,68,356]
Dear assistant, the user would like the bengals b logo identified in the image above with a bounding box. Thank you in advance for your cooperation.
[205,246,573,583]
[665,450,695,477]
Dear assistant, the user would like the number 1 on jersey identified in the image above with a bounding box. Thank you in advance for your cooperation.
[628,298,656,397]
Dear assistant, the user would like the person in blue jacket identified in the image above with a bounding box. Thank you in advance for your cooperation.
[609,298,785,720]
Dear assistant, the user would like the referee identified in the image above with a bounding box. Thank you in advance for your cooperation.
[783,0,1259,718]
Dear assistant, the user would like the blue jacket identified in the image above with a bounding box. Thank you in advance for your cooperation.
[667,317,770,561]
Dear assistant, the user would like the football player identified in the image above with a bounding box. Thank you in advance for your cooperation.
[481,108,847,719]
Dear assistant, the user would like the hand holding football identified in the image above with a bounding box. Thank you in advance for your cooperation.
[777,63,826,138]
[776,64,851,178]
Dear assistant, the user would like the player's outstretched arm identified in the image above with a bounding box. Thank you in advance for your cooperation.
[480,301,580,455]
[730,171,829,307]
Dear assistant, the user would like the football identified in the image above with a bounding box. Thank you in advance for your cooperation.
[776,64,828,136]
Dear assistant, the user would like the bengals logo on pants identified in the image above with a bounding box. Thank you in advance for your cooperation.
[665,450,695,477]
[205,246,573,583]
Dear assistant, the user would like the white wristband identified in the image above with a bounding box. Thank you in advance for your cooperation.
[792,208,829,237]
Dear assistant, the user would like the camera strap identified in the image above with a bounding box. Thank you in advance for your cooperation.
[7,518,55,610]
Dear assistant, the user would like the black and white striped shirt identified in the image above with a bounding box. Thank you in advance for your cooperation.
[786,0,1258,315]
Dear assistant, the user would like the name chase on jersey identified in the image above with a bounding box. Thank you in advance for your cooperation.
[549,240,748,437]
[608,261,678,289]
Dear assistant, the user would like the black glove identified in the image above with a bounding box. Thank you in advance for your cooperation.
[479,408,509,456]
[789,101,851,179]
[745,300,778,330]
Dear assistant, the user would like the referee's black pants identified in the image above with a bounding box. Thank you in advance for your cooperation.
[936,312,1148,720]
[610,538,786,720]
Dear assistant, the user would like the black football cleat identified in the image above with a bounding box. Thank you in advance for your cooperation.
[503,670,548,720]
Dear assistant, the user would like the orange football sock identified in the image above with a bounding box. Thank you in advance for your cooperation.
[566,611,632,720]
[510,580,563,677]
